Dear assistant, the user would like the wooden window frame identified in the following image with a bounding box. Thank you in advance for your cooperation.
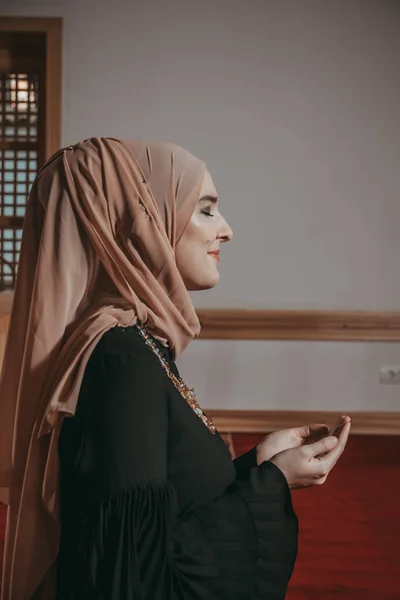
[0,17,62,288]
[0,16,62,161]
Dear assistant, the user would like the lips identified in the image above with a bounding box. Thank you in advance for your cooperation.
[207,251,220,262]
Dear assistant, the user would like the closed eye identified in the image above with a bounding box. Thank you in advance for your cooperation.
[200,208,215,217]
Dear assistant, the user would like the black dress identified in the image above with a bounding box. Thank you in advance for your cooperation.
[57,325,298,599]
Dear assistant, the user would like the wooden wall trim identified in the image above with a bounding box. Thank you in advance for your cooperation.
[0,17,62,159]
[197,309,400,341]
[1,298,400,342]
[208,410,400,435]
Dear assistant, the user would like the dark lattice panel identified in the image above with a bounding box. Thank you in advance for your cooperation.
[0,73,39,290]
[0,227,23,289]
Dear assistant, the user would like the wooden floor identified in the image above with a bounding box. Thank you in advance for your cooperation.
[1,434,399,598]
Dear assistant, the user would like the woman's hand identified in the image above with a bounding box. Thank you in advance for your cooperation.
[256,423,331,465]
[269,417,351,489]
[256,415,349,465]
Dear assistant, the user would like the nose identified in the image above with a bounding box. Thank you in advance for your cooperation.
[218,215,233,243]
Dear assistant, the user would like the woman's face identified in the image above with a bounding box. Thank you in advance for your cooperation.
[175,170,233,290]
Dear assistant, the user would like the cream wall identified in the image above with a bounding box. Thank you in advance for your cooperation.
[1,0,399,410]
[178,339,400,412]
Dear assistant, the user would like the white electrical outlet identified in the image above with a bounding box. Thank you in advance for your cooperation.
[379,366,400,385]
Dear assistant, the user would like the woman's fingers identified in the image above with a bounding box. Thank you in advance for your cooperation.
[299,423,330,445]
[309,423,330,436]
[311,415,351,458]
[305,435,339,458]
[329,415,351,438]
[319,420,351,469]
[270,419,351,489]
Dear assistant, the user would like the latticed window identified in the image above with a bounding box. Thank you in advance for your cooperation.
[0,32,45,290]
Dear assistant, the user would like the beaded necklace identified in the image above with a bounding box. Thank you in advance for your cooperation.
[136,325,216,435]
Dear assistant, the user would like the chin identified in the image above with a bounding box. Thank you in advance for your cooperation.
[187,272,220,291]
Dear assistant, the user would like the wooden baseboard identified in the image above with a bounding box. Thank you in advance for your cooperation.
[197,309,400,341]
[208,410,400,435]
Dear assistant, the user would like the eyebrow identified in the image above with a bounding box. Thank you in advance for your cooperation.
[198,194,218,204]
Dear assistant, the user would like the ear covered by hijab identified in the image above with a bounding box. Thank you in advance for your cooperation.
[0,137,206,599]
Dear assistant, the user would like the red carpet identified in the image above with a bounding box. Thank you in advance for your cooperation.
[1,435,399,598]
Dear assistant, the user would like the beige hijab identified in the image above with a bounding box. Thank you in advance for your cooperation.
[0,137,206,599]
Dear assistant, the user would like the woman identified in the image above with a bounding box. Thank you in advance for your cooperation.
[0,138,350,599]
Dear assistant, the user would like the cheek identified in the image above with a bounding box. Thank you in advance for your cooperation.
[189,214,214,244]
[175,215,220,290]
[175,218,211,274]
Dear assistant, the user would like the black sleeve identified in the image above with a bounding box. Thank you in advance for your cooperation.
[58,341,177,599]
[233,445,258,476]
[233,460,298,598]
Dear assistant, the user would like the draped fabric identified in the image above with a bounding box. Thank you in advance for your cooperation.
[0,138,206,599]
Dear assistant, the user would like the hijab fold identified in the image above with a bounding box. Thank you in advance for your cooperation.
[0,137,206,599]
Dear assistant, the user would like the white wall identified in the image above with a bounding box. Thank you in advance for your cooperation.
[2,0,399,410]
[178,340,400,412]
